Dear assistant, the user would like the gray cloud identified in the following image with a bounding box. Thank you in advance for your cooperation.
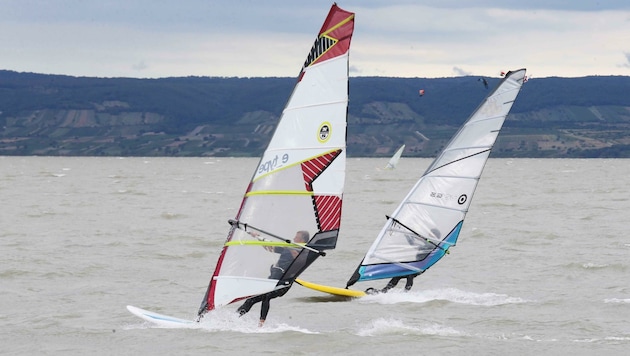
[2,1,629,78]
[452,67,472,76]
[377,0,630,11]
[132,61,148,71]
[3,1,628,32]
[349,65,362,75]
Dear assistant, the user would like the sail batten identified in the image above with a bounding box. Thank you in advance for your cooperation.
[246,191,315,196]
[199,4,354,316]
[225,241,307,248]
[347,69,526,288]
[401,203,469,214]
[366,255,425,273]
[283,99,349,112]
[424,175,480,181]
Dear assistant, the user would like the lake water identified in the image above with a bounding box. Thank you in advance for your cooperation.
[1,156,629,355]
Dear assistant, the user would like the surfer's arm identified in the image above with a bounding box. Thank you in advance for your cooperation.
[249,232,274,252]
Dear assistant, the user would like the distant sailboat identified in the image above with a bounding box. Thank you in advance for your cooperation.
[295,69,527,297]
[197,4,355,319]
[385,144,405,169]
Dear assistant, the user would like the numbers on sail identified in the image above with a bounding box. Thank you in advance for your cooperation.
[430,191,467,205]
[430,191,453,200]
[258,153,290,174]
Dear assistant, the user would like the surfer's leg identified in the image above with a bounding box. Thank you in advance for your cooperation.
[237,300,253,316]
[381,277,401,293]
[404,277,413,291]
[257,289,286,326]
[404,273,421,291]
[259,296,271,326]
[237,295,263,316]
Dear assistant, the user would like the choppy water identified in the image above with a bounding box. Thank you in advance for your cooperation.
[1,156,629,355]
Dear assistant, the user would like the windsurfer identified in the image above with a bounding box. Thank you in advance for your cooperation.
[237,230,310,326]
[374,228,438,293]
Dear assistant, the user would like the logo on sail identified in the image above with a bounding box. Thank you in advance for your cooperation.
[303,36,338,68]
[317,122,332,143]
[458,194,467,205]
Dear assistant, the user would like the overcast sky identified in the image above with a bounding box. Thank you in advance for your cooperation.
[1,0,629,79]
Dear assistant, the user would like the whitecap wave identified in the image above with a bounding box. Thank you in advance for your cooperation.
[196,309,318,334]
[160,212,184,219]
[124,308,317,334]
[573,336,630,343]
[356,317,461,337]
[359,287,527,306]
[582,262,609,269]
[603,298,630,304]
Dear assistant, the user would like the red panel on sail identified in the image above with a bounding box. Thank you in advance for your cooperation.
[301,149,342,190]
[314,195,342,231]
[301,150,343,232]
[304,5,355,68]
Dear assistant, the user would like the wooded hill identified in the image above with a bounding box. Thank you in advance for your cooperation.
[1,70,629,158]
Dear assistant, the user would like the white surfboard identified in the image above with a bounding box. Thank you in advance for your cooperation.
[126,305,195,327]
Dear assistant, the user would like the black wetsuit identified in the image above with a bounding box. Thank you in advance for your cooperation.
[237,246,299,320]
[236,287,289,320]
[269,246,297,279]
[381,273,419,293]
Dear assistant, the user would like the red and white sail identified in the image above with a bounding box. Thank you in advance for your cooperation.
[198,4,354,315]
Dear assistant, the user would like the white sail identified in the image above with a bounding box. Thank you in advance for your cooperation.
[199,4,355,315]
[347,69,527,286]
[385,144,405,169]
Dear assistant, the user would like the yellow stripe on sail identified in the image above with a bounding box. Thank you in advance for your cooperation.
[245,190,314,197]
[322,13,355,37]
[225,240,306,248]
[253,148,342,182]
